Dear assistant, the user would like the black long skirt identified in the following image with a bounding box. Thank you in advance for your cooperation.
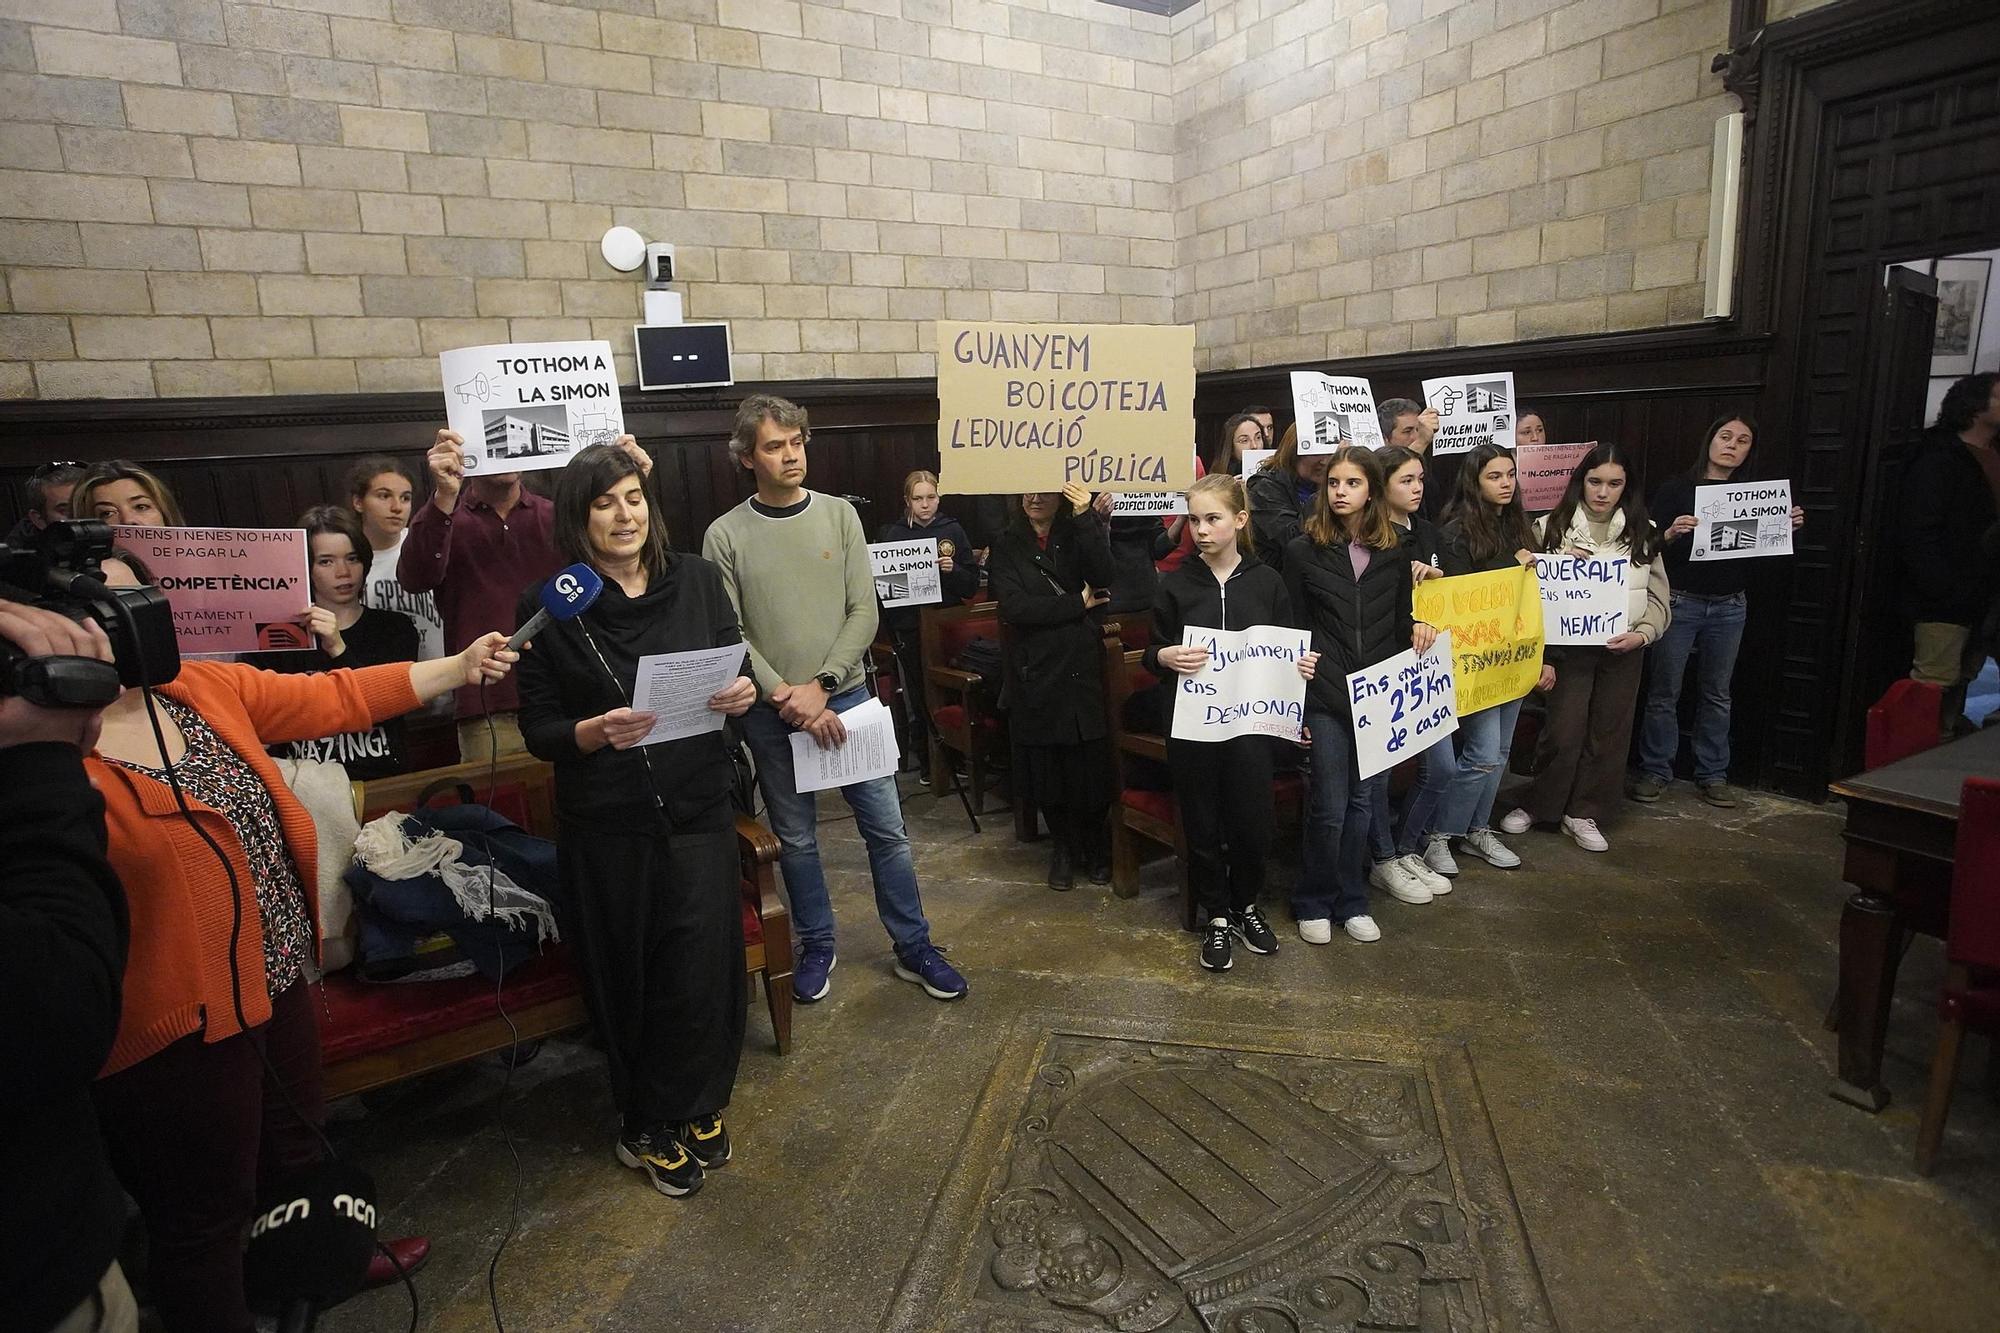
[559,821,747,1133]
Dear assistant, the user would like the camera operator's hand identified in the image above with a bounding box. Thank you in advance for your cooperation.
[614,433,653,478]
[426,429,467,515]
[306,605,345,658]
[0,599,115,752]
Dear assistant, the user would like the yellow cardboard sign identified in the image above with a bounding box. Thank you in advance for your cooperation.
[1413,565,1544,715]
[936,321,1196,495]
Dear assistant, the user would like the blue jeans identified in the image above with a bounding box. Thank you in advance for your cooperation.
[1637,591,1746,785]
[1368,735,1456,861]
[737,690,931,954]
[1431,696,1526,837]
[1294,711,1378,924]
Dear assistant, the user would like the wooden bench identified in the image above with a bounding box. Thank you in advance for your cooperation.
[316,755,790,1100]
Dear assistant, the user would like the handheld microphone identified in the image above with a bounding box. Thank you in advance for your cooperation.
[505,563,604,651]
[244,1158,381,1329]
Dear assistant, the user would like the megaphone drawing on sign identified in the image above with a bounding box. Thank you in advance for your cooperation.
[454,373,493,404]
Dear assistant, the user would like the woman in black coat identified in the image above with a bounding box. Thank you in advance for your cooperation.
[516,444,757,1202]
[1282,446,1436,947]
[990,482,1117,890]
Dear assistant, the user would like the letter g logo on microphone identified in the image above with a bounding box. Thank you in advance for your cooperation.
[555,571,582,601]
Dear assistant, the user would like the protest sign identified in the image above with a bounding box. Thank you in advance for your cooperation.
[116,525,311,657]
[1289,372,1384,455]
[1421,371,1517,455]
[869,540,944,608]
[1515,441,1595,511]
[1412,565,1543,714]
[1691,480,1794,561]
[936,321,1195,495]
[1533,553,1630,645]
[1346,634,1458,781]
[439,340,624,476]
[1112,491,1187,518]
[1239,448,1274,478]
[1168,623,1314,743]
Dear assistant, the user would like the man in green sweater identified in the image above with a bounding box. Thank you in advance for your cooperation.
[704,395,967,1005]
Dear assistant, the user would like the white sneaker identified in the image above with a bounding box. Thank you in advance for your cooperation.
[1462,828,1521,868]
[1498,807,1532,834]
[1342,915,1382,943]
[1368,858,1433,905]
[1562,816,1609,852]
[1297,917,1333,945]
[1422,834,1459,878]
[1401,853,1451,895]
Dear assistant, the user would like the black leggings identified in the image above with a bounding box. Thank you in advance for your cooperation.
[1168,735,1275,919]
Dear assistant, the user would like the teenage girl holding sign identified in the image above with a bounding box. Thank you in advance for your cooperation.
[1500,443,1670,853]
[1424,443,1554,878]
[1284,446,1436,944]
[1147,473,1316,972]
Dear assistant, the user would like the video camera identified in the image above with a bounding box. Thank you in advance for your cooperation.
[0,519,180,706]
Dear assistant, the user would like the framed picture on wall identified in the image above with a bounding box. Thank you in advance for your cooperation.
[1931,256,1989,377]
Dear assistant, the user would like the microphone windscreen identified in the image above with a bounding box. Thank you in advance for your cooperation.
[244,1159,380,1314]
[539,563,605,622]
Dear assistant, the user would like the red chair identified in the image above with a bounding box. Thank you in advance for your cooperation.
[1914,777,2000,1174]
[1867,679,1944,770]
[921,600,1013,830]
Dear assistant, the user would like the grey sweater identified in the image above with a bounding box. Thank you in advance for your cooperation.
[702,491,879,695]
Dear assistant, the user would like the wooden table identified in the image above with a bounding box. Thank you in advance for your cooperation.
[1826,726,2000,1110]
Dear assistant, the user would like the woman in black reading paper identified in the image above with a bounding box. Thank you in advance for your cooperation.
[515,444,757,1201]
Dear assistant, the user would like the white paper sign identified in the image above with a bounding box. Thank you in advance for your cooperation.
[869,540,944,608]
[1290,372,1384,455]
[789,695,900,793]
[1239,448,1274,478]
[1112,491,1187,517]
[1168,623,1313,742]
[1691,480,1794,561]
[439,340,624,475]
[631,642,750,746]
[1422,371,1517,455]
[1533,553,1630,645]
[1346,633,1458,781]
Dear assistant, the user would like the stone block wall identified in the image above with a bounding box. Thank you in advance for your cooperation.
[1172,0,1740,370]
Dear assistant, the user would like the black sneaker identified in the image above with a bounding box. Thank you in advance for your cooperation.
[1232,905,1279,956]
[1200,918,1234,971]
[678,1113,731,1169]
[1046,843,1073,891]
[616,1129,703,1197]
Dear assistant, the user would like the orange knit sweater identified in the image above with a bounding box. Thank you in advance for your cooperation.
[86,659,421,1077]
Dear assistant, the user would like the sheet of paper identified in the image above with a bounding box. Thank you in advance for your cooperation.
[1290,371,1383,455]
[1167,623,1314,743]
[1422,371,1517,455]
[789,696,902,793]
[1691,480,1794,561]
[870,540,944,607]
[1239,448,1274,478]
[439,339,624,476]
[631,642,749,746]
[114,524,312,657]
[1346,633,1458,781]
[1111,491,1187,517]
[1533,553,1630,645]
[1514,441,1595,511]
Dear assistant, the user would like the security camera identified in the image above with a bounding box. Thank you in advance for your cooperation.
[646,242,675,288]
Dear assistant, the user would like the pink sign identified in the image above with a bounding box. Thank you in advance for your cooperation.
[1515,441,1595,513]
[115,525,313,656]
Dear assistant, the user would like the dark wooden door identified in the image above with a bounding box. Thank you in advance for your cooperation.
[1829,266,1937,778]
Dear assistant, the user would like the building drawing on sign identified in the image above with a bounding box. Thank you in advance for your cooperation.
[1711,519,1758,551]
[874,574,908,602]
[482,410,572,459]
[1465,380,1509,412]
[1314,411,1349,447]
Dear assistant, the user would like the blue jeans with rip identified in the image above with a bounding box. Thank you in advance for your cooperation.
[737,690,931,955]
[1368,735,1457,861]
[1293,710,1378,924]
[1431,696,1526,837]
[1637,590,1746,786]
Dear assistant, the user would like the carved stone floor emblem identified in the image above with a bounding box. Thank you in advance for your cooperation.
[884,1018,1554,1333]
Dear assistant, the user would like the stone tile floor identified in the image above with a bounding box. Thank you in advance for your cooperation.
[321,777,1999,1332]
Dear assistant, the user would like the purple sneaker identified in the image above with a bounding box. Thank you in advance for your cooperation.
[794,945,835,1003]
[892,942,967,1001]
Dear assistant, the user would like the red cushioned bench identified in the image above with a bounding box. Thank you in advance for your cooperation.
[316,755,790,1101]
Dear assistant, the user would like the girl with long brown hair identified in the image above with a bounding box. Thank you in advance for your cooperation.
[1244,422,1332,574]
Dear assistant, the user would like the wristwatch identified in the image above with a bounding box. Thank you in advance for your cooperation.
[815,671,839,693]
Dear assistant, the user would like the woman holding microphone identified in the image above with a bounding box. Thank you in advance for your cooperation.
[516,444,757,1201]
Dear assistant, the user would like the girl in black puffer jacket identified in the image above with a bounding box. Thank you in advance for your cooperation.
[1283,446,1436,946]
